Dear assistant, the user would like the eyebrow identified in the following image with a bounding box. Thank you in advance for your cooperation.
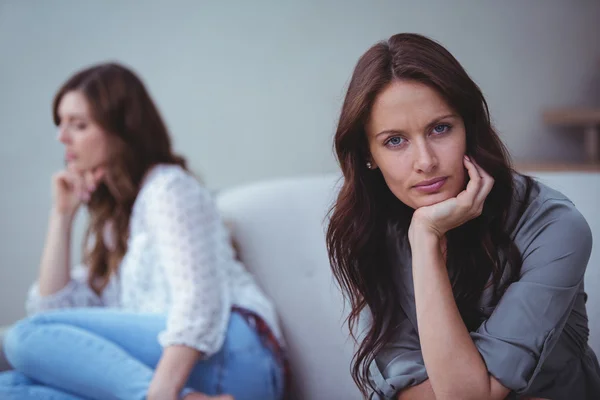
[59,113,89,121]
[375,113,458,138]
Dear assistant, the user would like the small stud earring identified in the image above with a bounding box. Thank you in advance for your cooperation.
[366,162,372,169]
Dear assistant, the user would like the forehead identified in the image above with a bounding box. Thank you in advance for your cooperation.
[57,91,91,119]
[367,80,453,134]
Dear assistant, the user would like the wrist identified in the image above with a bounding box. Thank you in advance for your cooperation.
[409,221,441,245]
[152,370,186,394]
[147,378,180,400]
[154,346,200,392]
[50,207,76,224]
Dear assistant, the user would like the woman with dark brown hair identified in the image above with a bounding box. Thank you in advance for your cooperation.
[0,63,285,400]
[326,33,600,400]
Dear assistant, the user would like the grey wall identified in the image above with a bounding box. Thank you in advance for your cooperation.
[1,0,599,325]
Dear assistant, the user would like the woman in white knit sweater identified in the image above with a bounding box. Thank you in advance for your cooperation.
[0,62,285,400]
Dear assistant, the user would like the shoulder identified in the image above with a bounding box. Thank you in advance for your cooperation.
[510,173,591,240]
[138,163,211,202]
[510,174,592,275]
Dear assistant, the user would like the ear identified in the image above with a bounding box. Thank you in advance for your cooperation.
[362,145,378,170]
[366,158,378,170]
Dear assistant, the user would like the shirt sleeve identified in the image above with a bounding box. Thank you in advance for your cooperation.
[145,170,230,357]
[25,264,105,315]
[368,306,429,399]
[470,199,593,394]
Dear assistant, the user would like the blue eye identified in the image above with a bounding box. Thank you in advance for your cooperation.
[433,124,451,134]
[386,136,405,147]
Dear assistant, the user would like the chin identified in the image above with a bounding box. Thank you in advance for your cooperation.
[70,160,91,173]
[69,160,82,170]
[412,191,454,208]
[66,159,78,168]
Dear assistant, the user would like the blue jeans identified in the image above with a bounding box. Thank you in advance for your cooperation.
[0,308,283,400]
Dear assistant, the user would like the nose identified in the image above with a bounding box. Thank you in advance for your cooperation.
[413,140,438,173]
[56,126,70,144]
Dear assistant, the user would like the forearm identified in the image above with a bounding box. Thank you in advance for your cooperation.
[397,379,436,400]
[398,380,517,400]
[411,232,491,400]
[152,345,202,395]
[38,210,74,296]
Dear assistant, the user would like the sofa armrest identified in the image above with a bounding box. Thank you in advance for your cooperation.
[0,325,12,372]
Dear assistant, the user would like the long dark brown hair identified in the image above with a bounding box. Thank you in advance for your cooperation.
[52,62,187,294]
[326,33,533,396]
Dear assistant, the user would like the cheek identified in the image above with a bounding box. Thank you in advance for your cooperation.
[80,130,110,163]
[90,130,109,149]
[375,154,414,199]
[445,150,465,173]
[96,136,110,157]
[439,142,467,192]
[436,130,466,165]
[452,163,467,193]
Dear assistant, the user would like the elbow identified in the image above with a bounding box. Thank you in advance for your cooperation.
[435,392,486,400]
[435,358,510,400]
[436,391,503,400]
[434,382,498,400]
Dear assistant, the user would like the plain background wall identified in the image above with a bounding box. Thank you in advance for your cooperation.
[1,0,599,325]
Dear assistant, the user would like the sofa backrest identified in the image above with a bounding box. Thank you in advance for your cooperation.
[529,172,600,355]
[217,174,361,400]
[216,172,600,400]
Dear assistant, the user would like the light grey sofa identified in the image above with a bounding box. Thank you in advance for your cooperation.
[1,172,599,400]
[0,327,8,371]
[215,172,600,398]
[0,175,361,399]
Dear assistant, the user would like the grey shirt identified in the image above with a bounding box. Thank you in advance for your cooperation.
[368,175,600,399]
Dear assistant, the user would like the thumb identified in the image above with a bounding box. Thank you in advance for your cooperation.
[85,166,106,191]
[92,166,105,185]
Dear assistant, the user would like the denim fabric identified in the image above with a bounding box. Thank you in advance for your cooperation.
[0,308,283,400]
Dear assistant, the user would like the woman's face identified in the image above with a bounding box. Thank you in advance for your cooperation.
[56,91,109,173]
[366,80,467,209]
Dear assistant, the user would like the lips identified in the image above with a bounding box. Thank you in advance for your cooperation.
[413,177,448,194]
[414,177,446,187]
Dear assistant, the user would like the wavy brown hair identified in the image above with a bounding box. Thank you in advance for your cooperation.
[52,62,187,294]
[326,33,533,397]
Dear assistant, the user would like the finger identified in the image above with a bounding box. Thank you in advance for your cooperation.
[83,170,97,192]
[67,170,88,201]
[56,171,75,191]
[457,156,482,205]
[81,190,91,203]
[62,170,78,187]
[471,160,494,209]
[79,173,95,202]
[92,165,105,185]
[75,179,87,202]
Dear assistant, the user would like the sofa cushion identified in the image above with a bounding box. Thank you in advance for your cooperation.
[0,326,11,372]
[216,174,362,400]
